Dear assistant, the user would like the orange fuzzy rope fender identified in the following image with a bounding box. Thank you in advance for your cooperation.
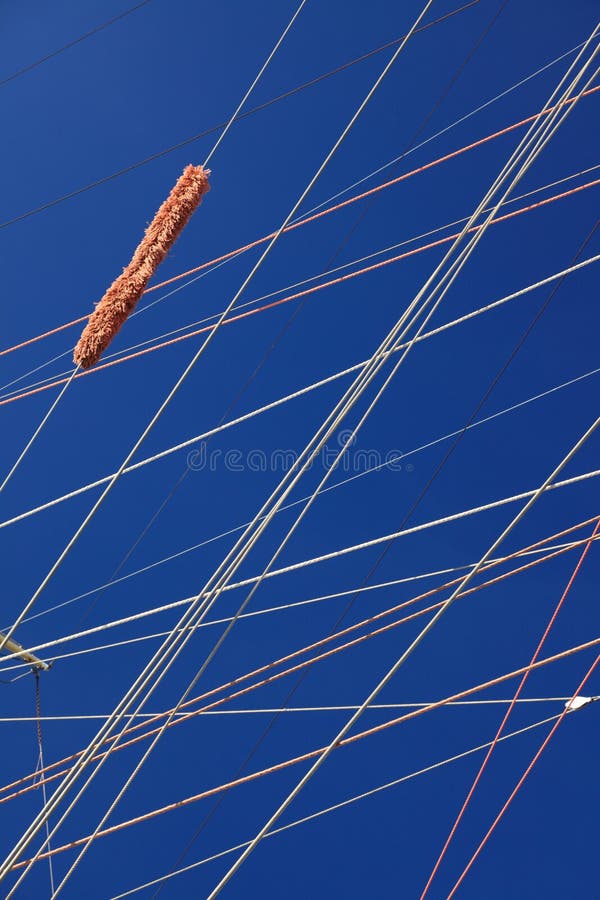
[73,164,210,369]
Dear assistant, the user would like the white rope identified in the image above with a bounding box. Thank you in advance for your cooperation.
[300,39,590,217]
[16,352,600,635]
[3,531,600,678]
[1,36,584,403]
[0,699,570,724]
[0,0,314,674]
[2,6,438,886]
[3,250,598,536]
[109,713,563,899]
[2,508,597,674]
[209,416,600,896]
[205,45,600,893]
[3,162,596,405]
[2,535,596,675]
[0,368,79,498]
[43,45,600,895]
[54,43,600,898]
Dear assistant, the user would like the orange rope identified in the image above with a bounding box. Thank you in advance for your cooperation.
[446,651,600,898]
[1,84,597,363]
[1,176,598,410]
[13,634,600,869]
[1,516,597,806]
[421,516,600,898]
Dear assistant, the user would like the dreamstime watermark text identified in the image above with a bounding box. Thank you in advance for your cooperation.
[187,429,414,475]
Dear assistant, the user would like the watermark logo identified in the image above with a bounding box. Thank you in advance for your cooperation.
[186,428,412,475]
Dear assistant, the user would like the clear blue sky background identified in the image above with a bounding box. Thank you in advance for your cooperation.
[0,1,598,897]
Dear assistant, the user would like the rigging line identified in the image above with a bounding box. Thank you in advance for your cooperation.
[446,656,600,898]
[5,251,599,539]
[32,674,55,896]
[314,0,511,267]
[0,7,438,883]
[8,462,600,640]
[121,141,596,331]
[224,211,600,866]
[2,76,598,365]
[207,221,600,900]
[202,0,310,170]
[4,521,597,802]
[68,0,510,639]
[0,700,573,724]
[0,0,310,661]
[104,3,512,716]
[0,2,477,233]
[9,356,600,641]
[342,214,600,739]
[0,1,153,88]
[300,40,589,217]
[58,86,600,299]
[3,530,599,699]
[0,536,600,673]
[110,712,564,899]
[17,42,599,889]
[2,176,598,415]
[0,367,78,498]
[7,356,597,654]
[8,161,597,404]
[12,636,600,871]
[421,516,600,898]
[51,8,489,889]
[4,531,599,673]
[97,86,600,297]
[1,570,595,812]
[11,536,596,674]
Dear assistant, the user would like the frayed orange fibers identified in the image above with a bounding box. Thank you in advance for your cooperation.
[73,164,210,369]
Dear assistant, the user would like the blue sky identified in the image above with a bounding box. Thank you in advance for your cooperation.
[0,1,598,897]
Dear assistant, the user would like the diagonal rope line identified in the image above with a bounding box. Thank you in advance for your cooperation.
[1,522,597,808]
[0,0,309,661]
[3,526,599,680]
[33,674,55,896]
[0,0,153,88]
[0,2,477,232]
[2,75,598,366]
[11,637,600,874]
[0,367,79,499]
[421,515,600,897]
[14,24,593,883]
[3,173,598,411]
[446,655,600,898]
[0,4,436,886]
[196,42,600,881]
[109,711,569,899]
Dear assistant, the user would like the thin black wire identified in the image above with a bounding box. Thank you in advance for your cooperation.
[0,0,153,89]
[0,2,477,232]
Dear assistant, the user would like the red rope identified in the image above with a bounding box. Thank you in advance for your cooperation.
[1,84,597,363]
[421,517,600,898]
[1,516,598,806]
[446,651,600,898]
[12,637,600,870]
[1,176,597,410]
